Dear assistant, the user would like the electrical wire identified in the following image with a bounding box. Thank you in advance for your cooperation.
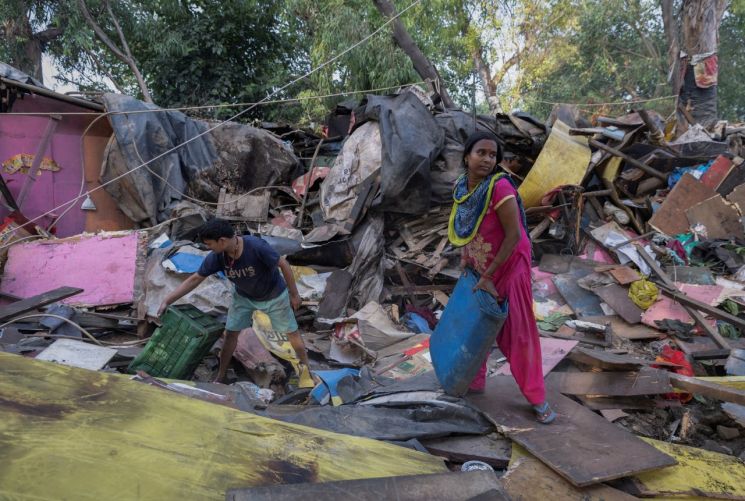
[0,313,147,347]
[2,81,428,117]
[0,0,423,245]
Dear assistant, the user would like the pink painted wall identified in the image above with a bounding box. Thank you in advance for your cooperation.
[0,93,113,237]
[1,232,141,306]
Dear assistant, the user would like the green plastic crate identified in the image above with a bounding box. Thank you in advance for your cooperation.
[128,304,224,379]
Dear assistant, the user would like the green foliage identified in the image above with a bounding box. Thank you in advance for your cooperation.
[516,0,673,119]
[1,0,743,125]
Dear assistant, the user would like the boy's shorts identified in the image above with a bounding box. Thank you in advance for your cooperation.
[225,288,298,333]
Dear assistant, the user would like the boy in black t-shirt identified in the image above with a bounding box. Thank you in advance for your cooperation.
[158,219,313,383]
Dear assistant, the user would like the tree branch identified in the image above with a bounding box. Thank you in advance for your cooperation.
[78,0,153,103]
[371,0,455,109]
[104,0,152,102]
[77,0,128,62]
[84,48,126,94]
[33,26,64,45]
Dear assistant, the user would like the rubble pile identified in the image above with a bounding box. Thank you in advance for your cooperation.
[2,65,745,499]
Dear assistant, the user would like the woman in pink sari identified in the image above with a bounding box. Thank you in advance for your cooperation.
[448,131,556,424]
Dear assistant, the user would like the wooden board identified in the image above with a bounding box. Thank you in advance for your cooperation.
[649,173,717,236]
[669,373,745,406]
[580,315,663,340]
[569,347,679,371]
[577,395,681,411]
[0,286,83,322]
[226,471,510,501]
[726,181,745,212]
[504,444,639,501]
[495,337,577,376]
[539,254,573,274]
[553,274,605,317]
[717,156,745,196]
[700,155,734,190]
[35,339,117,371]
[421,434,511,468]
[685,195,744,240]
[592,284,643,324]
[468,376,676,487]
[547,368,672,396]
[607,266,640,285]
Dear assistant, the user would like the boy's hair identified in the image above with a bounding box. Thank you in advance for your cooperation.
[197,219,235,242]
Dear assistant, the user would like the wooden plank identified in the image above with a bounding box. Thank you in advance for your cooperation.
[421,434,511,469]
[577,395,681,411]
[0,286,83,322]
[569,347,679,371]
[717,156,745,196]
[593,284,643,324]
[547,368,672,396]
[553,274,605,317]
[539,254,573,274]
[649,173,717,236]
[226,471,510,501]
[726,182,745,212]
[669,373,745,406]
[548,325,610,347]
[637,245,731,350]
[581,315,663,340]
[495,337,577,376]
[607,266,640,285]
[468,377,676,487]
[685,195,744,240]
[700,155,735,190]
[504,444,639,501]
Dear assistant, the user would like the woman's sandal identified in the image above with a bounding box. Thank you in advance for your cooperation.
[533,402,557,424]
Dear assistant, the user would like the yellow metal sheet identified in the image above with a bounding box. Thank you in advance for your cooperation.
[518,120,591,208]
[696,376,745,390]
[633,438,745,500]
[0,353,445,500]
[603,156,622,183]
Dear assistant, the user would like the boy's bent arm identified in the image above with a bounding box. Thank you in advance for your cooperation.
[278,257,301,310]
[157,273,207,316]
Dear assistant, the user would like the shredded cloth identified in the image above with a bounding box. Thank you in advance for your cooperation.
[449,172,529,247]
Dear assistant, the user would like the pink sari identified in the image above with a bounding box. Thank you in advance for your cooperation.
[461,177,545,405]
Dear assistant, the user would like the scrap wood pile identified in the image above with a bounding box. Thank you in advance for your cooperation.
[2,82,745,499]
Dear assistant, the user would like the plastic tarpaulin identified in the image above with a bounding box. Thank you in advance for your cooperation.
[431,111,496,205]
[363,92,445,214]
[101,94,300,225]
[260,400,493,441]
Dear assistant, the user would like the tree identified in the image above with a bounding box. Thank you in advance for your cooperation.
[467,0,579,112]
[77,0,152,102]
[371,0,455,108]
[672,0,729,126]
[510,0,672,119]
[0,1,64,82]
